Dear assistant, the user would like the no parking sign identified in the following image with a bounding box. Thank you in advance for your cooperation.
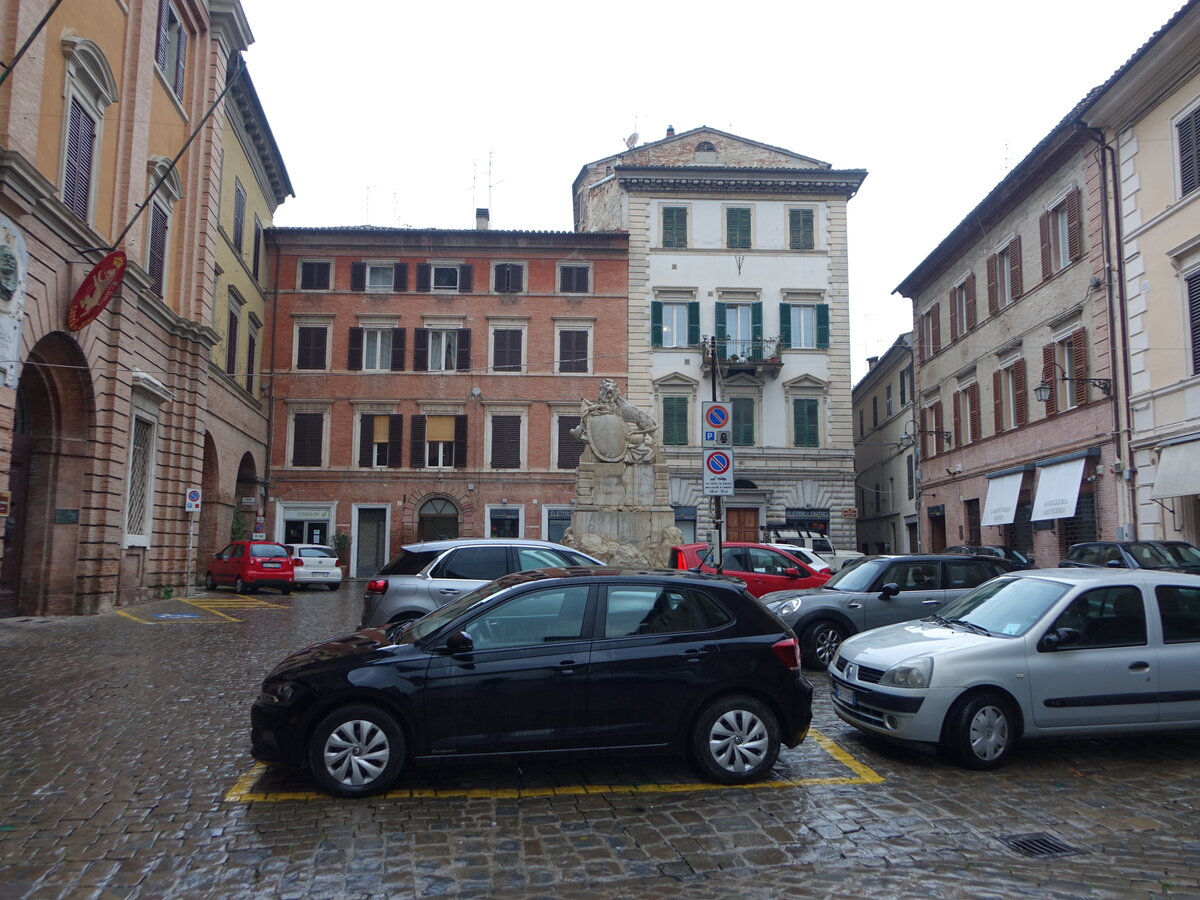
[185,488,202,512]
[702,449,734,496]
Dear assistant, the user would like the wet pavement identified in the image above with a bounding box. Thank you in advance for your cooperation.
[1,582,1198,899]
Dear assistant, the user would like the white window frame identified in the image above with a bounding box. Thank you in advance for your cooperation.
[1054,329,1081,411]
[298,259,333,292]
[293,319,332,371]
[432,264,460,292]
[957,378,978,445]
[486,504,525,539]
[659,203,692,248]
[484,405,528,471]
[60,38,117,226]
[488,319,528,373]
[542,505,573,542]
[361,327,393,371]
[557,262,592,295]
[427,328,458,372]
[725,303,755,357]
[1047,192,1073,273]
[952,279,970,338]
[364,262,396,292]
[723,203,755,250]
[995,242,1013,308]
[287,403,331,469]
[554,318,593,374]
[354,404,396,469]
[660,301,690,349]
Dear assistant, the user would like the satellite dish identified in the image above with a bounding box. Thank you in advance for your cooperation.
[625,132,639,148]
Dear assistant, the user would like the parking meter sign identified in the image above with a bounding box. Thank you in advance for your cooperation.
[702,402,733,448]
[703,449,734,496]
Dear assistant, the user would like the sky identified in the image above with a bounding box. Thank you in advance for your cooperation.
[237,0,1187,384]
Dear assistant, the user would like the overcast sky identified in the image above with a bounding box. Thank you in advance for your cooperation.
[237,0,1186,384]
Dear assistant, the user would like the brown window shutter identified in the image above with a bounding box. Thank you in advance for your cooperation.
[931,303,941,353]
[459,265,474,292]
[986,255,999,316]
[1009,236,1023,299]
[949,287,959,341]
[456,328,471,371]
[1014,359,1028,426]
[410,415,427,468]
[1066,189,1082,262]
[413,328,429,371]
[557,416,584,469]
[1072,328,1088,406]
[953,391,963,446]
[969,383,981,442]
[934,401,945,455]
[390,328,406,371]
[350,263,365,291]
[993,370,1004,433]
[966,273,977,330]
[393,264,408,291]
[490,416,521,469]
[348,327,364,370]
[1042,344,1058,416]
[387,415,404,469]
[1039,213,1052,280]
[919,406,930,458]
[358,415,373,467]
[454,415,468,469]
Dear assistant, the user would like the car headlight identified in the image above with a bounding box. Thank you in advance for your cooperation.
[879,656,933,688]
[772,597,803,616]
[258,681,302,706]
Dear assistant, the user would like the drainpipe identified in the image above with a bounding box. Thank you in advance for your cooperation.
[263,232,280,540]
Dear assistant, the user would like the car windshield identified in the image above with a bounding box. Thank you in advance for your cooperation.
[377,548,441,576]
[935,576,1071,636]
[1127,542,1178,569]
[301,547,336,558]
[1153,542,1200,567]
[821,559,887,592]
[409,579,513,641]
[250,544,288,558]
[999,548,1031,565]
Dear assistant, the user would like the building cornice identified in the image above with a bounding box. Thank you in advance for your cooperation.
[614,166,867,198]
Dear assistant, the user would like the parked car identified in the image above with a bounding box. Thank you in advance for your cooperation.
[284,544,343,590]
[253,567,814,797]
[1061,540,1200,574]
[768,544,832,574]
[763,530,864,571]
[668,542,831,598]
[761,554,1013,669]
[828,568,1200,769]
[206,540,294,594]
[361,538,602,628]
[942,545,1035,569]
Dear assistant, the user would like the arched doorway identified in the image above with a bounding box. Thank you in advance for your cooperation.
[1,333,95,615]
[234,452,260,540]
[198,432,222,580]
[418,497,460,541]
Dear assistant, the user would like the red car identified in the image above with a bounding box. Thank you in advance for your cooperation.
[669,542,831,597]
[205,540,295,594]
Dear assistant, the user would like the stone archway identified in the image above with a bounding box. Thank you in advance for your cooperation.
[234,452,260,540]
[1,333,95,615]
[417,497,460,541]
[197,432,223,579]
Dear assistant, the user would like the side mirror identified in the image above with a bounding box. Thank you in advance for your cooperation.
[879,582,900,599]
[784,567,800,578]
[1105,559,1126,568]
[445,631,474,654]
[1040,627,1082,650]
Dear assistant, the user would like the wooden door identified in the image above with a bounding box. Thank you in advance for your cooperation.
[726,507,760,542]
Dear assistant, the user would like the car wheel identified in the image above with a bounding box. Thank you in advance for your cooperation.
[946,692,1015,770]
[234,576,246,594]
[280,585,292,595]
[800,620,846,671]
[690,694,780,784]
[204,573,216,591]
[308,704,406,798]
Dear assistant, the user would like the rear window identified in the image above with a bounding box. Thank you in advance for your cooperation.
[377,548,441,576]
[300,547,337,559]
[250,544,288,558]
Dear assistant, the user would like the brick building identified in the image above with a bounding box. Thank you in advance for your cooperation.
[263,221,628,576]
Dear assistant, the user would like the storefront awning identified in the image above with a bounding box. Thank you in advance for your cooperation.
[1151,441,1200,499]
[1032,457,1087,521]
[982,472,1024,526]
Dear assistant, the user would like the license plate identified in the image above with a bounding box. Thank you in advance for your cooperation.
[833,682,857,707]
[262,562,281,569]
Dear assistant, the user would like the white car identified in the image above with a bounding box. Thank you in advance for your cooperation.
[768,544,832,574]
[829,567,1200,769]
[283,544,343,590]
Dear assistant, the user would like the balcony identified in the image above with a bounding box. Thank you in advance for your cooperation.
[701,337,784,380]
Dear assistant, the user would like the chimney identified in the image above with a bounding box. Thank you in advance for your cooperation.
[867,356,879,370]
[476,208,489,230]
[666,125,675,137]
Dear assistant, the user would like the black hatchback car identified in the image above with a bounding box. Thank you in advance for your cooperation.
[252,568,814,797]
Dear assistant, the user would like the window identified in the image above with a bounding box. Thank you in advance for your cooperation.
[232,180,245,252]
[558,329,589,373]
[415,327,470,372]
[726,207,752,249]
[920,401,945,457]
[789,208,815,250]
[793,398,819,447]
[225,306,239,375]
[906,454,915,499]
[61,38,116,224]
[559,265,590,293]
[900,365,911,406]
[411,414,465,469]
[295,326,328,370]
[299,261,331,291]
[155,1,187,100]
[988,238,1022,312]
[350,262,407,292]
[993,360,1027,433]
[1178,104,1199,198]
[494,263,524,293]
[949,275,975,341]
[488,507,521,539]
[955,382,980,445]
[1156,585,1200,643]
[490,414,522,469]
[1041,189,1080,277]
[291,412,325,467]
[1042,328,1088,414]
[652,300,698,348]
[556,415,585,469]
[662,396,689,446]
[246,327,257,394]
[662,206,688,248]
[492,328,523,372]
[732,397,755,446]
[463,586,590,649]
[919,304,941,360]
[1046,587,1147,648]
[871,396,878,429]
[546,507,573,542]
[1189,271,1200,375]
[63,98,97,222]
[125,416,156,544]
[603,586,730,638]
[353,327,393,371]
[416,264,472,292]
[147,200,169,297]
[252,218,262,279]
[886,385,893,417]
[358,414,402,468]
[780,302,829,350]
[717,301,762,358]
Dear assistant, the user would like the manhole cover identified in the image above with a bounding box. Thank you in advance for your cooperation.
[998,832,1083,858]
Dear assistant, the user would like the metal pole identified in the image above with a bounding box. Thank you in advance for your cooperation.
[710,336,723,573]
[0,0,66,92]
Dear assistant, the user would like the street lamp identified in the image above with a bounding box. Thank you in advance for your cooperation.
[1034,362,1112,403]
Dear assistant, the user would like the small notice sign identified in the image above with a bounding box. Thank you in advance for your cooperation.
[185,488,202,512]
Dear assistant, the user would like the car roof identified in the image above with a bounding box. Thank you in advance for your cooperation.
[401,538,588,552]
[286,543,334,550]
[486,566,750,591]
[1005,567,1200,585]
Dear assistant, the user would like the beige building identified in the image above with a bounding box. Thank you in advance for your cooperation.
[573,127,867,549]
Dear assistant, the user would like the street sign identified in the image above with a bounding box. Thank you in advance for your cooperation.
[701,402,733,448]
[702,449,734,496]
[185,488,202,512]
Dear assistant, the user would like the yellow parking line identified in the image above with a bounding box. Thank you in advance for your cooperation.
[117,596,291,625]
[223,728,884,803]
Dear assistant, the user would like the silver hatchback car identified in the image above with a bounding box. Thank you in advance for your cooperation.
[829,568,1200,769]
[360,538,602,627]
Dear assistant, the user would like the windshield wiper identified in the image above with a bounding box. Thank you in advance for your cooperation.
[924,613,951,627]
[945,617,991,636]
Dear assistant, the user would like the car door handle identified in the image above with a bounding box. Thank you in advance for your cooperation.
[1128,661,1151,672]
[438,588,461,596]
[921,599,941,605]
[683,648,712,662]
[848,602,862,609]
[557,659,579,675]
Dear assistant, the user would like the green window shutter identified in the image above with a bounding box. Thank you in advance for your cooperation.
[662,397,688,445]
[790,208,815,250]
[651,301,664,347]
[779,303,793,349]
[794,399,819,447]
[752,302,764,345]
[715,302,728,359]
[732,397,754,446]
[726,208,751,249]
[816,304,830,348]
[687,301,700,346]
[663,207,687,248]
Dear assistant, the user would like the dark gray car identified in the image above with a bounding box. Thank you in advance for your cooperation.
[761,554,1012,669]
[360,538,601,627]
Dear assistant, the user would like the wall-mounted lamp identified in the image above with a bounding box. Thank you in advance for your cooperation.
[1033,362,1111,403]
[897,423,952,449]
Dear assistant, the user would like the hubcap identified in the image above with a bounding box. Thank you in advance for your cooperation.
[708,709,768,773]
[324,719,390,786]
[815,627,842,666]
[968,705,1009,760]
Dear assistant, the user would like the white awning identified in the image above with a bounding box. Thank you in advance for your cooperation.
[1152,441,1200,499]
[982,472,1024,526]
[1032,457,1087,521]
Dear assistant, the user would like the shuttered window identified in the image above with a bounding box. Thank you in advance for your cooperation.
[232,181,246,251]
[492,329,522,371]
[300,261,331,290]
[147,201,169,297]
[252,219,262,278]
[291,413,324,467]
[246,331,256,394]
[1189,272,1200,375]
[225,308,239,375]
[490,415,521,469]
[789,208,815,250]
[1180,106,1200,198]
[793,399,819,447]
[63,98,96,222]
[662,207,688,248]
[558,330,589,373]
[662,397,689,446]
[494,264,524,293]
[296,326,327,370]
[732,397,755,446]
[155,1,187,100]
[726,207,752,249]
[559,265,590,293]
[557,416,585,469]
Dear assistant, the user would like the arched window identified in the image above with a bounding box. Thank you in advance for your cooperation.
[695,141,716,152]
[145,157,182,298]
[60,38,118,224]
[418,498,460,541]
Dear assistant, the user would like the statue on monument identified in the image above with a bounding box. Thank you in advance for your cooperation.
[571,379,658,464]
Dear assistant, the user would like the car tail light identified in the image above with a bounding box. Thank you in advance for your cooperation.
[772,637,802,671]
[366,579,388,594]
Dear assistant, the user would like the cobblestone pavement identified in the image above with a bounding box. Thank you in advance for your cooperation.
[1,583,1198,899]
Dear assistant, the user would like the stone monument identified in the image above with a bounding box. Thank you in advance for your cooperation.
[561,380,684,567]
